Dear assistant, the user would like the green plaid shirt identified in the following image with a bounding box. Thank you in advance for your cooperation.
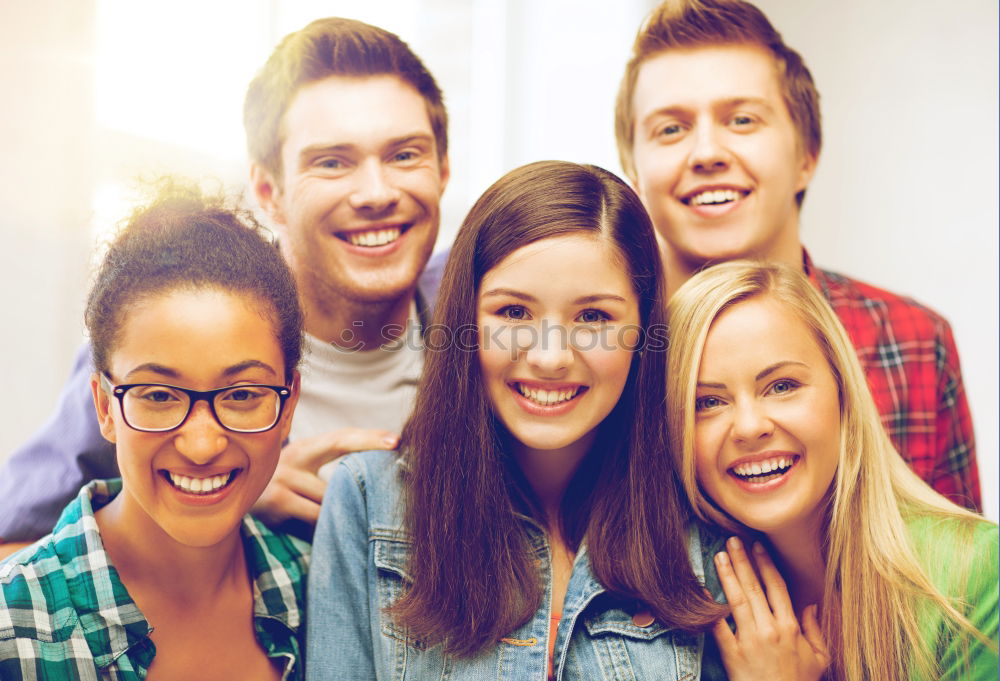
[0,479,309,680]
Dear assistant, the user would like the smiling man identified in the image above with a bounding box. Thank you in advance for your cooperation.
[0,18,450,554]
[615,0,981,510]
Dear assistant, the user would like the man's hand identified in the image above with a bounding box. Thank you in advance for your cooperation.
[713,536,831,681]
[251,428,399,527]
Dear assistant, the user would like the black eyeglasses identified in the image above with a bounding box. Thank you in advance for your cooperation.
[100,373,292,433]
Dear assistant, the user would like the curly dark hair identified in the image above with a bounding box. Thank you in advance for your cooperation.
[85,180,303,379]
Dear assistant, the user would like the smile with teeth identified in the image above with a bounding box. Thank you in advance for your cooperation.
[340,226,404,247]
[165,470,238,495]
[686,189,747,206]
[730,455,797,482]
[515,383,584,407]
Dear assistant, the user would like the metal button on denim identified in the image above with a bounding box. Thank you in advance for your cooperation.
[632,611,655,627]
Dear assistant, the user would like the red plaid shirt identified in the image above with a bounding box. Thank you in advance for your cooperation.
[804,251,981,511]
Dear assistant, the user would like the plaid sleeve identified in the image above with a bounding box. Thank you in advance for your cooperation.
[930,317,981,510]
[812,264,981,512]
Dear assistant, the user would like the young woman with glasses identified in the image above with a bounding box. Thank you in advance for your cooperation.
[665,261,997,681]
[0,183,307,680]
[306,161,727,680]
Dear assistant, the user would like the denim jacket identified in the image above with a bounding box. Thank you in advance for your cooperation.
[307,450,726,681]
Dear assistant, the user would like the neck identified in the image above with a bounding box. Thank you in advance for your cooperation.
[300,280,415,352]
[764,513,827,615]
[512,431,595,522]
[95,491,247,604]
[660,239,805,300]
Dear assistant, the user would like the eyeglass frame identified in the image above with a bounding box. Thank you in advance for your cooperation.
[100,373,293,434]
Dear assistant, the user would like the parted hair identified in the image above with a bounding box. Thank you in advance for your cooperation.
[666,260,994,681]
[615,0,821,205]
[85,180,303,380]
[394,160,725,656]
[243,17,448,181]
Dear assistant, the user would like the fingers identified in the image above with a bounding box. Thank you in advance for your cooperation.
[711,612,739,659]
[801,604,832,664]
[251,428,399,527]
[724,537,775,626]
[715,548,757,636]
[283,428,400,470]
[750,540,796,622]
[252,484,322,526]
[273,461,328,503]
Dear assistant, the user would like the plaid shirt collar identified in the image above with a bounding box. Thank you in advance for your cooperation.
[43,479,307,675]
[801,247,829,294]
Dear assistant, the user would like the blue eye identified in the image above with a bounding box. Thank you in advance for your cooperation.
[769,379,800,395]
[659,123,683,137]
[695,396,723,411]
[577,309,610,324]
[498,305,529,321]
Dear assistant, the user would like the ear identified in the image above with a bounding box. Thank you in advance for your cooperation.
[795,149,819,194]
[250,162,287,225]
[437,153,451,196]
[277,370,301,442]
[90,374,118,444]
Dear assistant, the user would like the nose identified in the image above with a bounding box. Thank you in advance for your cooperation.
[523,320,573,375]
[348,159,402,213]
[730,398,774,445]
[173,401,228,464]
[688,123,730,174]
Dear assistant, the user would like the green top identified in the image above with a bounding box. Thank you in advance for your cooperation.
[911,514,998,681]
[0,479,309,680]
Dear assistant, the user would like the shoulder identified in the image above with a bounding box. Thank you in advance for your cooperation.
[815,267,955,338]
[909,515,998,677]
[0,532,82,659]
[318,450,408,540]
[330,450,406,502]
[243,515,311,582]
[909,514,997,613]
[417,248,450,312]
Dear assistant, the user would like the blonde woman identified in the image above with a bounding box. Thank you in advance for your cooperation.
[666,260,997,681]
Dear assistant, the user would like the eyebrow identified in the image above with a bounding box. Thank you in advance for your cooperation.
[479,289,628,305]
[755,361,807,381]
[640,97,776,127]
[721,97,775,112]
[696,361,809,390]
[123,360,278,382]
[299,132,434,161]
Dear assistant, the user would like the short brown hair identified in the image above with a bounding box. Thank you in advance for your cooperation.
[244,17,448,181]
[615,0,821,198]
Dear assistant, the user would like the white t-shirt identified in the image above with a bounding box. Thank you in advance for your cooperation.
[290,308,424,479]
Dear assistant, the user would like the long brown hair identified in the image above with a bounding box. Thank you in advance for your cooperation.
[393,160,725,656]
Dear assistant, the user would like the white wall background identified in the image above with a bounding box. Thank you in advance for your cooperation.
[0,0,995,520]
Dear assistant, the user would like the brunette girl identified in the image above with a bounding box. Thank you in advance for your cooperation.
[307,161,725,680]
[0,184,307,679]
[666,260,997,681]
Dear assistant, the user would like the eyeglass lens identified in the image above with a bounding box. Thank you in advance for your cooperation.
[122,385,281,432]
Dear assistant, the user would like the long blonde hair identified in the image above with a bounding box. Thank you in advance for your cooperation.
[666,260,994,681]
